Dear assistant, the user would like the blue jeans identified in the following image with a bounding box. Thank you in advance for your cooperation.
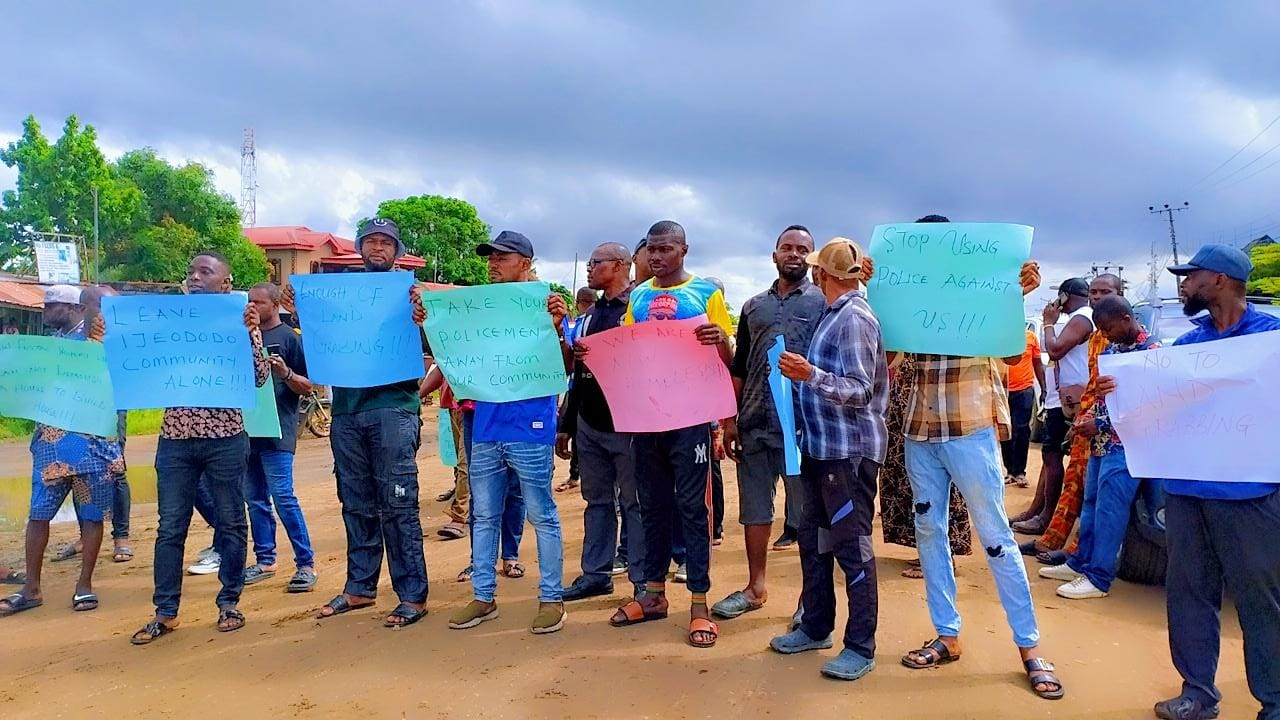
[245,448,315,569]
[1067,450,1139,593]
[906,427,1040,648]
[461,410,524,561]
[469,441,563,603]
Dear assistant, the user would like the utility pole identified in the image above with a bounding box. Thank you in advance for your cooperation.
[1149,202,1189,264]
[571,252,579,292]
[92,185,100,283]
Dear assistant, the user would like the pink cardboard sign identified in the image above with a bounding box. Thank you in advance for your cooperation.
[578,314,737,433]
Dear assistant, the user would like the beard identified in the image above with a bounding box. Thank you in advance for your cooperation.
[363,258,394,272]
[1182,290,1210,316]
[778,264,807,283]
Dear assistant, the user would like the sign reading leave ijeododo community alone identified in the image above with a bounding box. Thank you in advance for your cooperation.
[101,293,258,410]
[420,281,567,403]
[867,222,1033,357]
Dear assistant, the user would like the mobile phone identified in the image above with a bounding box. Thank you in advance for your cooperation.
[266,344,282,357]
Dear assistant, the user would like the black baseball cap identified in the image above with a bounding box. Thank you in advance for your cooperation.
[356,218,406,258]
[1058,277,1090,297]
[634,238,648,254]
[476,230,535,258]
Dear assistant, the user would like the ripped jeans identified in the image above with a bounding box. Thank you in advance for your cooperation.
[906,427,1040,648]
[795,454,880,659]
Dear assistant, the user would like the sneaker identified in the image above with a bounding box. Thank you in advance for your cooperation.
[820,649,876,681]
[530,601,567,634]
[1057,576,1108,600]
[769,628,833,655]
[610,556,629,576]
[562,577,613,602]
[673,564,688,583]
[448,600,499,629]
[1037,563,1081,582]
[242,565,276,586]
[1153,696,1220,720]
[188,550,221,576]
[194,546,215,563]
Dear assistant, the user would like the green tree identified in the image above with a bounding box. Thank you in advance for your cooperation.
[368,195,490,284]
[548,281,573,310]
[1247,243,1280,297]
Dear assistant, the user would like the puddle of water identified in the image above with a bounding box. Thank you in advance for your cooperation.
[0,466,157,530]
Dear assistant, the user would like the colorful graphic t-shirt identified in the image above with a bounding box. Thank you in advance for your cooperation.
[623,275,734,333]
[1089,330,1158,456]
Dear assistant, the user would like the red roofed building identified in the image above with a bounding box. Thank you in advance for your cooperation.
[244,226,426,283]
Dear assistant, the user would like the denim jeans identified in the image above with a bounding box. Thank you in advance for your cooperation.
[331,408,429,604]
[153,434,250,618]
[1066,451,1137,593]
[469,441,563,603]
[461,410,524,561]
[575,416,643,585]
[245,448,315,568]
[193,474,222,553]
[906,427,1040,648]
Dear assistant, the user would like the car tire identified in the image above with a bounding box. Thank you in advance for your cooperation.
[1116,519,1167,586]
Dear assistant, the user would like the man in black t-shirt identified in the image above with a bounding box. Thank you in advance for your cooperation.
[243,283,318,593]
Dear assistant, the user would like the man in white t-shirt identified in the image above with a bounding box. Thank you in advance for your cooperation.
[1010,278,1093,536]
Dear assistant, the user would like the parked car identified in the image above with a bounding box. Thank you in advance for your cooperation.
[1115,296,1280,585]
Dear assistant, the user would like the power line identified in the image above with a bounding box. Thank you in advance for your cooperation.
[1209,156,1280,195]
[1186,109,1280,192]
[1203,136,1280,191]
[1149,202,1189,264]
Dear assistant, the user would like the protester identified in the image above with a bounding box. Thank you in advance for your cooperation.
[80,286,134,563]
[1038,295,1155,600]
[898,251,1065,701]
[874,215,973,579]
[1095,245,1280,720]
[765,237,887,682]
[129,253,270,644]
[1017,275,1122,562]
[1011,276,1093,535]
[1001,327,1045,488]
[603,220,733,649]
[291,218,431,629]
[241,283,318,593]
[714,225,822,620]
[554,287,598,494]
[631,238,653,287]
[703,276,731,545]
[557,242,646,602]
[447,230,570,635]
[0,286,124,618]
[435,380,471,540]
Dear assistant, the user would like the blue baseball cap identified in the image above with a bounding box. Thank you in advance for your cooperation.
[1167,244,1252,282]
[477,230,535,258]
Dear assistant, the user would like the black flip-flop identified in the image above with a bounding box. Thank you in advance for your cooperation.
[0,570,25,585]
[317,594,375,619]
[1018,541,1040,557]
[131,620,176,645]
[384,602,427,628]
[217,607,246,633]
[1024,657,1065,700]
[286,569,317,594]
[51,544,80,562]
[113,546,134,563]
[901,638,961,669]
[72,592,99,612]
[1037,550,1068,566]
[0,592,42,617]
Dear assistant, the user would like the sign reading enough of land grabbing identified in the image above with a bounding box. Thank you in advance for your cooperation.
[867,222,1033,357]
[101,293,257,410]
[420,281,567,403]
[0,335,119,437]
[1100,331,1280,483]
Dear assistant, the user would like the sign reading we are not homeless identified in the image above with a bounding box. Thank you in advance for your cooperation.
[867,222,1033,357]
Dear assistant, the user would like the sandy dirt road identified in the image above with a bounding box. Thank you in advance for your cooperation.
[0,417,1253,719]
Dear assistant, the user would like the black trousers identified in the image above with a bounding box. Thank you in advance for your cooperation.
[1001,387,1035,476]
[1166,491,1280,718]
[796,454,880,658]
[634,424,712,594]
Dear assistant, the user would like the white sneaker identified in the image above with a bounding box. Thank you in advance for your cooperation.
[1038,563,1081,582]
[1056,576,1108,599]
[188,551,221,575]
[194,546,215,562]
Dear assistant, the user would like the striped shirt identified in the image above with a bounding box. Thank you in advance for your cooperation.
[904,354,1011,442]
[797,290,889,462]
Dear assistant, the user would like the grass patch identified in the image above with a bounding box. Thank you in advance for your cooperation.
[0,409,164,440]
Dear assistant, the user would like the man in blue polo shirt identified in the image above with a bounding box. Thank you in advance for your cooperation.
[1097,244,1280,720]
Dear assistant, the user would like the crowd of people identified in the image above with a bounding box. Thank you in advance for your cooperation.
[1,215,1276,719]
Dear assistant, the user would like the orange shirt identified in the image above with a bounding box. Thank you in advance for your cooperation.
[1007,330,1040,392]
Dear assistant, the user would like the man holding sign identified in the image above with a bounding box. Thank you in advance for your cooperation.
[714,225,823,621]
[128,252,270,644]
[602,220,733,649]
[287,218,432,630]
[445,231,571,635]
[766,237,888,682]
[1095,245,1280,720]
[0,286,124,619]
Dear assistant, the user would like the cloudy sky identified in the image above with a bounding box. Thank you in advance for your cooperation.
[2,1,1279,308]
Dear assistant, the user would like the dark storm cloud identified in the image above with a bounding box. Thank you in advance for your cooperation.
[2,1,1278,290]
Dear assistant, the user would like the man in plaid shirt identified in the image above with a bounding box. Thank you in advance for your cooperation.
[767,237,887,683]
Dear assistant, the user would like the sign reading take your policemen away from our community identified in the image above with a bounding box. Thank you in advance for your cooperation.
[578,315,737,433]
[0,335,119,437]
[421,281,567,403]
[289,272,424,388]
[101,293,258,410]
[1100,331,1280,484]
[867,222,1033,357]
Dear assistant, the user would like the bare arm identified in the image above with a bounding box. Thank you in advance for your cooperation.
[1044,315,1092,361]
